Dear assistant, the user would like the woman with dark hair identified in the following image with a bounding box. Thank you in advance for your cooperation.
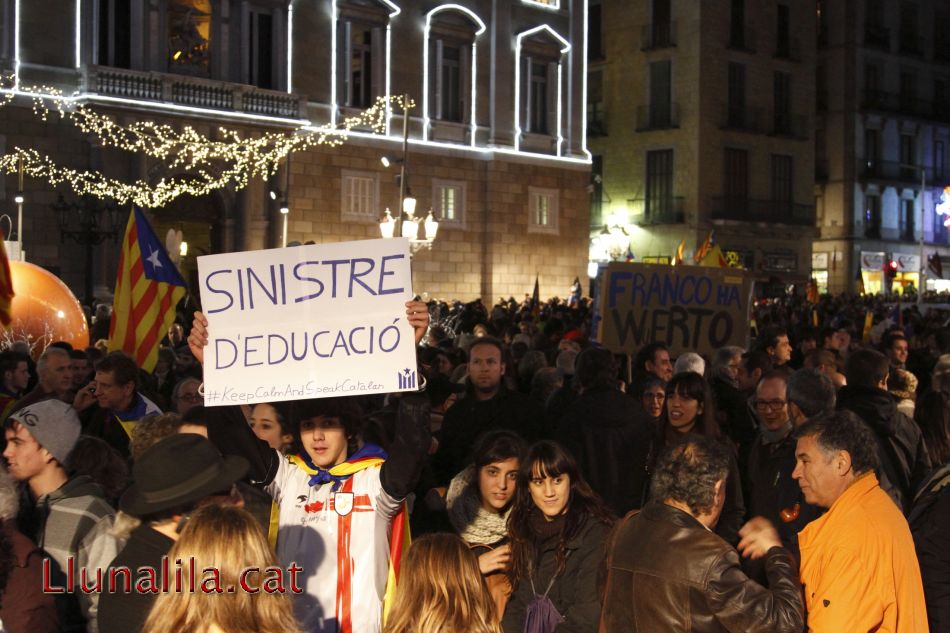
[638,375,666,426]
[501,441,613,633]
[446,430,527,620]
[645,372,746,546]
[910,390,950,632]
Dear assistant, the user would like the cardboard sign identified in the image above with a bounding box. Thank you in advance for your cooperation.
[197,238,417,406]
[596,262,753,357]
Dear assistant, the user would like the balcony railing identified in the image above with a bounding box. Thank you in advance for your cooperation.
[770,113,809,139]
[641,21,677,51]
[859,159,929,183]
[630,197,686,225]
[711,197,815,226]
[864,25,891,50]
[636,103,679,131]
[720,104,764,133]
[728,25,757,52]
[83,65,306,120]
[899,34,924,57]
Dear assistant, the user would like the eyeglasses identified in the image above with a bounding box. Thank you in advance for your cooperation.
[754,399,787,411]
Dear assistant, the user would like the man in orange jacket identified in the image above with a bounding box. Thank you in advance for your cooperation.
[793,410,928,632]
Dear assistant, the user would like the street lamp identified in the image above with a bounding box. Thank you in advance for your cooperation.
[52,194,122,306]
[379,95,438,253]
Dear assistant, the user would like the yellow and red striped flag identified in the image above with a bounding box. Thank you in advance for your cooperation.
[0,231,14,326]
[108,208,187,372]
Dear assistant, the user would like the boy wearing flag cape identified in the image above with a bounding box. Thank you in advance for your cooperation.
[189,301,431,633]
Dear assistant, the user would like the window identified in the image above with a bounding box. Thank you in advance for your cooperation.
[97,0,131,68]
[646,149,674,218]
[528,187,559,234]
[727,63,746,127]
[168,0,211,77]
[591,156,604,221]
[936,80,950,112]
[649,60,672,128]
[587,70,605,136]
[729,0,745,47]
[527,60,549,134]
[900,198,915,241]
[865,193,882,238]
[776,4,791,58]
[773,71,791,134]
[771,155,794,212]
[341,171,379,221]
[900,2,919,54]
[588,0,603,60]
[900,134,916,179]
[936,140,946,181]
[651,0,672,48]
[724,148,749,214]
[248,8,274,89]
[432,180,465,226]
[345,26,374,108]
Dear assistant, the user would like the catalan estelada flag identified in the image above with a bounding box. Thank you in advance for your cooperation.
[108,208,187,372]
[0,231,14,326]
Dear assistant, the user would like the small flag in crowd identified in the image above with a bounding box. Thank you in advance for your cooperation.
[806,278,819,304]
[862,310,874,343]
[929,252,944,279]
[531,275,540,320]
[0,230,14,326]
[694,231,714,264]
[672,240,686,266]
[108,208,187,373]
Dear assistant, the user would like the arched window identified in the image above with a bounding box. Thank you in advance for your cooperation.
[514,25,571,155]
[333,0,399,121]
[423,5,485,145]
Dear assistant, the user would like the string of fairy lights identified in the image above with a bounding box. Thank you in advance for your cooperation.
[0,78,408,208]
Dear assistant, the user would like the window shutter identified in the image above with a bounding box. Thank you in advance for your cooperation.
[546,61,557,137]
[434,39,444,120]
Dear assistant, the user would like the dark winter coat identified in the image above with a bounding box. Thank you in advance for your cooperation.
[909,463,950,633]
[600,502,804,633]
[501,517,611,633]
[556,386,653,516]
[97,524,175,633]
[837,385,932,513]
[0,520,59,633]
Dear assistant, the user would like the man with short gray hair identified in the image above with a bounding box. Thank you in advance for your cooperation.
[601,437,804,632]
[13,346,72,410]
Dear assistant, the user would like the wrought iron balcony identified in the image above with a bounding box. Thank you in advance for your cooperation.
[711,197,815,226]
[641,21,677,51]
[720,104,764,133]
[629,197,685,225]
[636,103,679,131]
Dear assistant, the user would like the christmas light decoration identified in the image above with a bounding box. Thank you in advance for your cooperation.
[0,77,408,208]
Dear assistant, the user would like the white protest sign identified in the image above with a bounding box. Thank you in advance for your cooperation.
[197,238,417,406]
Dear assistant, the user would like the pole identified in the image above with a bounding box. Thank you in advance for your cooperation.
[16,157,23,253]
[397,94,410,237]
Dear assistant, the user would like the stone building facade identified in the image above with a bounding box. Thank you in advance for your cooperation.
[815,0,950,295]
[0,0,590,305]
[589,0,816,293]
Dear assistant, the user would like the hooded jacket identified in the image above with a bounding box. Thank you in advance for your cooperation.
[556,386,653,516]
[837,385,931,513]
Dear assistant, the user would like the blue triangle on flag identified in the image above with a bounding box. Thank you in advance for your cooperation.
[132,207,187,287]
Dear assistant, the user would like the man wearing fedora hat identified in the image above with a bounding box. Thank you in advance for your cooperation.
[97,433,248,633]
[3,399,118,632]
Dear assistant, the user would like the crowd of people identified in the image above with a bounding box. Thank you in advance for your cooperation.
[0,289,946,632]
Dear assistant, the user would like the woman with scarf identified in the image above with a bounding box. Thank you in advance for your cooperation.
[446,431,526,620]
[501,441,613,633]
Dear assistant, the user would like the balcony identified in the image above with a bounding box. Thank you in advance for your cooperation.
[859,159,928,184]
[720,104,764,133]
[711,197,815,226]
[774,36,801,61]
[636,103,679,131]
[82,65,306,120]
[630,197,686,225]
[728,26,756,52]
[641,21,677,51]
[864,25,891,50]
[899,34,924,57]
[862,89,936,118]
[770,113,809,139]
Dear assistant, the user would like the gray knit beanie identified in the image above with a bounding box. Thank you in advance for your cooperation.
[8,400,81,466]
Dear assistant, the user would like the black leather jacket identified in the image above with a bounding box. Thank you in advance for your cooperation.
[601,502,804,633]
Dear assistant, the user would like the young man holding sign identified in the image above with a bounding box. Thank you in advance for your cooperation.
[188,300,430,633]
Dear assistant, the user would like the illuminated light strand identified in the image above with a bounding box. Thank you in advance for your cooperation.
[0,77,411,208]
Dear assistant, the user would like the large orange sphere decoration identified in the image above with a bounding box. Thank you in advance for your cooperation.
[4,260,90,357]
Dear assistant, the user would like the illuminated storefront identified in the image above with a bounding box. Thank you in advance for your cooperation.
[892,253,920,295]
[860,251,885,295]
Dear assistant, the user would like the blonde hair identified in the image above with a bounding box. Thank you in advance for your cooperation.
[383,533,501,633]
[141,504,301,633]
